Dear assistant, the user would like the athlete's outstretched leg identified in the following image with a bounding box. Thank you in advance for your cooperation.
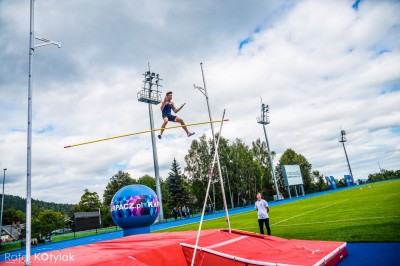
[175,117,195,137]
[158,117,168,139]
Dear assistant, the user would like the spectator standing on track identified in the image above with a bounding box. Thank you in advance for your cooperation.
[45,233,52,243]
[186,206,190,218]
[255,192,271,235]
[182,206,186,219]
[172,207,178,221]
[178,206,182,219]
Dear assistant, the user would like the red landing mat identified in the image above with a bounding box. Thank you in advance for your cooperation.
[182,230,347,266]
[1,229,347,265]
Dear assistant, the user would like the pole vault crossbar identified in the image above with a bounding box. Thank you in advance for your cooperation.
[64,119,229,148]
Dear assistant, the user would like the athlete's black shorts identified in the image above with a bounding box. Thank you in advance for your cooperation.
[162,113,177,122]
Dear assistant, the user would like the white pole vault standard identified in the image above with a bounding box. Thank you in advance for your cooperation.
[195,62,231,232]
[64,119,228,148]
[191,110,226,266]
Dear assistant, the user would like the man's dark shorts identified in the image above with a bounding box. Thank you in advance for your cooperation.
[162,113,177,122]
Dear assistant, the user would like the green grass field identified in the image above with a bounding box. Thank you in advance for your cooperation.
[158,180,400,242]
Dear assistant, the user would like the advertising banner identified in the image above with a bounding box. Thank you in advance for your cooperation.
[282,165,303,186]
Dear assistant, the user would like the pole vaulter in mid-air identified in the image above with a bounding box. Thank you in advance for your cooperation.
[158,90,195,139]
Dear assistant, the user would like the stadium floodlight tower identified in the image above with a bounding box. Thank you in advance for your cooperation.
[26,0,61,264]
[257,101,280,201]
[137,65,164,221]
[339,129,354,184]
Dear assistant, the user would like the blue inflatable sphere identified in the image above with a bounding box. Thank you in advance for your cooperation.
[110,184,160,229]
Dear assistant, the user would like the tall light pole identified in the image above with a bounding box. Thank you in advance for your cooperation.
[257,101,280,200]
[194,63,230,231]
[26,1,61,264]
[137,65,164,221]
[1,168,6,234]
[339,130,354,183]
[378,161,384,174]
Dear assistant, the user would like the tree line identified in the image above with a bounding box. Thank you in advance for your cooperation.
[367,169,400,182]
[72,134,400,226]
[3,134,399,235]
[2,194,74,234]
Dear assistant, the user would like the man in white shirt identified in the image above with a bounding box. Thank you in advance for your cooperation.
[255,192,271,235]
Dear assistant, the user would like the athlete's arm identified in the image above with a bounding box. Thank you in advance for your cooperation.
[173,102,186,113]
[160,97,168,111]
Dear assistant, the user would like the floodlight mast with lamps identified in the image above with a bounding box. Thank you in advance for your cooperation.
[339,130,354,184]
[26,1,61,265]
[194,63,230,232]
[257,101,280,201]
[137,64,164,221]
[34,36,61,48]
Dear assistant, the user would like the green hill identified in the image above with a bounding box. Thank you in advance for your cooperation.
[2,194,74,214]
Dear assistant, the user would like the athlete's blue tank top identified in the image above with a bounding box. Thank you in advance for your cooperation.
[162,102,173,114]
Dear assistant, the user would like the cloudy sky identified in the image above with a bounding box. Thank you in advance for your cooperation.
[0,0,399,204]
